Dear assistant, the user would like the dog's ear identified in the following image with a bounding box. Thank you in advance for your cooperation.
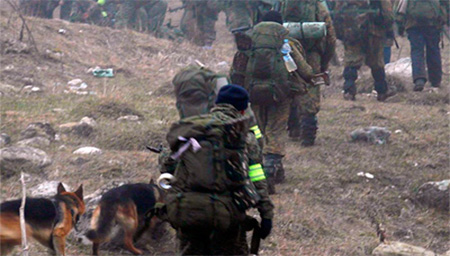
[57,182,66,194]
[149,178,155,185]
[74,185,83,200]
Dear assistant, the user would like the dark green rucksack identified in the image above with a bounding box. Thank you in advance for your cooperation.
[172,65,224,118]
[164,113,256,231]
[406,0,442,26]
[231,22,290,105]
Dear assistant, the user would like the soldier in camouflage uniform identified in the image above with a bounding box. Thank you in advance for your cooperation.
[115,0,167,35]
[334,0,394,102]
[395,0,448,91]
[282,0,336,147]
[20,0,59,18]
[161,85,273,255]
[244,11,314,193]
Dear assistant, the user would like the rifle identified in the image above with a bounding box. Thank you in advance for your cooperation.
[243,216,261,255]
[146,145,163,154]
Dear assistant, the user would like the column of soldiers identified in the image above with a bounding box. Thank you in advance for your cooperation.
[16,0,448,254]
[19,0,168,35]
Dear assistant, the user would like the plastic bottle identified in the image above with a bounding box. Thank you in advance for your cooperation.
[281,39,298,72]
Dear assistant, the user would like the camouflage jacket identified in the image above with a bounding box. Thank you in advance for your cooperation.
[335,0,394,37]
[281,0,337,70]
[395,0,449,29]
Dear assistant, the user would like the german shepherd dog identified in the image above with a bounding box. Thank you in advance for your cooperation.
[0,183,85,256]
[85,180,164,255]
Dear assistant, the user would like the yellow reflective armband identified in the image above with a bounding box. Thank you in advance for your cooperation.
[249,164,266,182]
[250,125,262,139]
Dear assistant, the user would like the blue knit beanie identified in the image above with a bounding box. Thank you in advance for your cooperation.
[215,84,249,111]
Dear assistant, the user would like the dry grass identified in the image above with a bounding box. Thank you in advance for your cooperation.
[0,5,449,256]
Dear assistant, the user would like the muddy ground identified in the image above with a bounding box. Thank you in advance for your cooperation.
[0,2,449,255]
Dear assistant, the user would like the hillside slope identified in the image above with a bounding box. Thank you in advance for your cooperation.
[0,8,449,255]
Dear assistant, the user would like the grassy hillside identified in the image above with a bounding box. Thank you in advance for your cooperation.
[0,6,449,255]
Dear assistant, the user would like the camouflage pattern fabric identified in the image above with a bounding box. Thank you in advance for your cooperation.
[252,100,290,156]
[344,34,385,70]
[225,0,253,30]
[396,0,449,30]
[60,0,74,20]
[20,0,59,18]
[115,0,167,35]
[297,51,322,115]
[194,0,221,46]
[165,104,273,254]
[180,0,197,41]
[283,0,336,132]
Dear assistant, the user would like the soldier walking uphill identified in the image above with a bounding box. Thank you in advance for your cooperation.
[334,0,394,102]
[395,0,448,91]
[115,0,167,35]
[161,85,273,255]
[282,0,336,146]
[231,11,315,194]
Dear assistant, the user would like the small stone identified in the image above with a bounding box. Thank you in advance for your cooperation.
[73,146,102,156]
[67,79,83,86]
[80,117,97,127]
[117,115,140,122]
[16,137,51,148]
[0,133,11,147]
[372,241,436,256]
[416,179,449,212]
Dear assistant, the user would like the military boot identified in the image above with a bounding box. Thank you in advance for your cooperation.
[413,78,426,92]
[300,114,318,147]
[343,67,358,100]
[372,68,393,102]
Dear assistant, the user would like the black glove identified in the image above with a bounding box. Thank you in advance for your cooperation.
[259,218,272,239]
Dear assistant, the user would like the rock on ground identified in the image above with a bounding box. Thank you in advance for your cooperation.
[372,241,437,256]
[415,179,449,212]
[31,181,71,197]
[16,136,51,149]
[0,146,52,178]
[385,58,412,82]
[20,122,56,141]
[0,133,11,147]
[73,146,102,155]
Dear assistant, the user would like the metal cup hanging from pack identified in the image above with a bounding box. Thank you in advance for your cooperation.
[283,22,327,40]
[157,173,176,190]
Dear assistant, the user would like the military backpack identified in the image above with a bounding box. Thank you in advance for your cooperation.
[405,0,443,26]
[230,22,292,105]
[334,0,375,44]
[164,112,259,231]
[172,65,225,118]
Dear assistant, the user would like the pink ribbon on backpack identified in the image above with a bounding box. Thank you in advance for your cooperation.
[170,136,202,160]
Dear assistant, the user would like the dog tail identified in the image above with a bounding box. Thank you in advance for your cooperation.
[85,202,117,243]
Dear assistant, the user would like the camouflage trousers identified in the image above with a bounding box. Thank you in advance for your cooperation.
[178,224,248,255]
[288,51,322,132]
[225,0,253,31]
[180,0,220,46]
[252,100,290,156]
[115,0,167,35]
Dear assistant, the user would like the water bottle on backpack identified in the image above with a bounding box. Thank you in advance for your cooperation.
[281,39,297,72]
